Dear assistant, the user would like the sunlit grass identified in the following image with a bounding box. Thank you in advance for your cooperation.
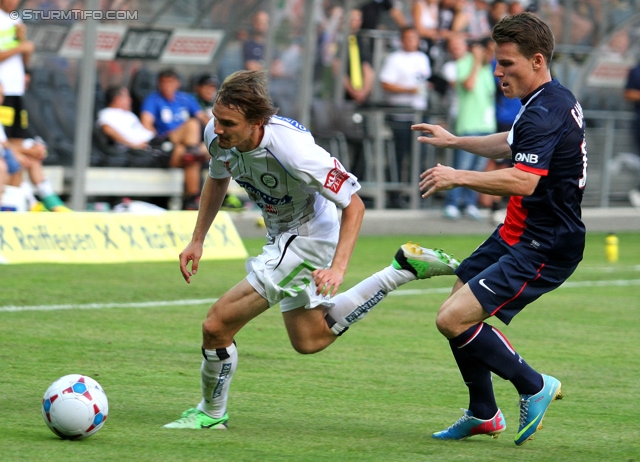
[1,232,638,461]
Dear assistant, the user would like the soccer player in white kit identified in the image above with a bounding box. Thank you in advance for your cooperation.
[164,70,459,429]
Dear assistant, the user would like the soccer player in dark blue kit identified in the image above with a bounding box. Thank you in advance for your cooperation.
[411,12,587,445]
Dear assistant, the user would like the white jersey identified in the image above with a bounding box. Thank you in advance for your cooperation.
[204,116,361,237]
[0,10,25,96]
[97,107,155,145]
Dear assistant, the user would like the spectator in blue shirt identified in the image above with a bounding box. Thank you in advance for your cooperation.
[141,69,210,209]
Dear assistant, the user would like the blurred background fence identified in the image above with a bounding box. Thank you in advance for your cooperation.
[17,0,640,209]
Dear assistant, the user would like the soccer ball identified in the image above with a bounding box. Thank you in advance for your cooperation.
[42,374,109,440]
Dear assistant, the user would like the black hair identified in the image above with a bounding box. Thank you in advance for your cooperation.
[105,84,127,106]
[157,68,179,80]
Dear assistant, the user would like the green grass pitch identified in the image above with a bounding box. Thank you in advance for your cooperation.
[1,232,639,461]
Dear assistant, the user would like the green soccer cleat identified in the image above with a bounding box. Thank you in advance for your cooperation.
[163,408,229,429]
[41,194,73,212]
[392,242,460,279]
[220,194,246,212]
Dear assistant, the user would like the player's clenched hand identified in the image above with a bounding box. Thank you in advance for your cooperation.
[179,241,204,284]
[312,268,344,298]
[419,163,458,198]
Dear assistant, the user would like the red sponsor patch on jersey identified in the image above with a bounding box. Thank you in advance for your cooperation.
[324,161,349,193]
[265,204,278,215]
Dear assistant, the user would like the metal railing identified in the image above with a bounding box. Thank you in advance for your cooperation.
[321,109,637,210]
[583,110,637,207]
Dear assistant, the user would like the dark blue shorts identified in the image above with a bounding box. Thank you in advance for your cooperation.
[455,229,578,325]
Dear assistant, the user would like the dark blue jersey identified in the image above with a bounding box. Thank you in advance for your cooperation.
[625,63,640,113]
[500,78,587,267]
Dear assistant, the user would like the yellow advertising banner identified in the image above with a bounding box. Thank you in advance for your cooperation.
[0,211,248,264]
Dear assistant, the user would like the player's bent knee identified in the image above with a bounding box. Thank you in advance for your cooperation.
[435,311,457,338]
[201,318,230,344]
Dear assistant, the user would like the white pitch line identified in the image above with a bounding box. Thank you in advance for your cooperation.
[574,265,640,273]
[1,279,639,313]
[0,298,219,313]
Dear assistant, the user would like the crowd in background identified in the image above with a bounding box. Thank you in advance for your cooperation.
[1,0,639,212]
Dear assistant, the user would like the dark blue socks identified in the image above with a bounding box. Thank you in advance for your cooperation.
[449,322,544,419]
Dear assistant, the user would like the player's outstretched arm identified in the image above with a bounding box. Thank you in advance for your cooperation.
[179,176,230,283]
[411,123,511,159]
[419,163,540,199]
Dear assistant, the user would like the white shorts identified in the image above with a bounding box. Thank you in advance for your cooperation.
[246,210,339,312]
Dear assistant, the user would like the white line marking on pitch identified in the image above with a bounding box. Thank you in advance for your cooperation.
[1,279,639,313]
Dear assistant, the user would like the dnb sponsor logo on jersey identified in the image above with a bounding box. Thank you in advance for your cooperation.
[515,152,539,164]
[324,160,349,193]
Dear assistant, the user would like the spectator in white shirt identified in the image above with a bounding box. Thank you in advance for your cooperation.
[379,26,431,206]
[98,86,156,150]
[98,85,207,209]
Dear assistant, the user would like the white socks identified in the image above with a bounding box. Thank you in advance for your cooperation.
[325,265,415,334]
[197,343,238,419]
[196,266,415,415]
[20,181,37,208]
[36,178,55,198]
[20,179,56,209]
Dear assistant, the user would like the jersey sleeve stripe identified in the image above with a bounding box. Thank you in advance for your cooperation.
[515,163,548,176]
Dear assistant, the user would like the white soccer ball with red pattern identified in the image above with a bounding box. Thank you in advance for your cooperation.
[42,374,108,440]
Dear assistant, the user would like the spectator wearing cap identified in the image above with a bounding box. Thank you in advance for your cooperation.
[192,74,219,128]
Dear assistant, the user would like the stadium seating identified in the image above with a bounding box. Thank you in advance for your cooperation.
[91,125,130,167]
[43,165,184,208]
[23,67,75,166]
[50,67,77,142]
[130,67,157,116]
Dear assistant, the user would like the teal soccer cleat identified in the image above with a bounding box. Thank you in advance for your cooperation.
[432,409,506,440]
[514,374,563,446]
[392,242,460,279]
[163,408,229,429]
